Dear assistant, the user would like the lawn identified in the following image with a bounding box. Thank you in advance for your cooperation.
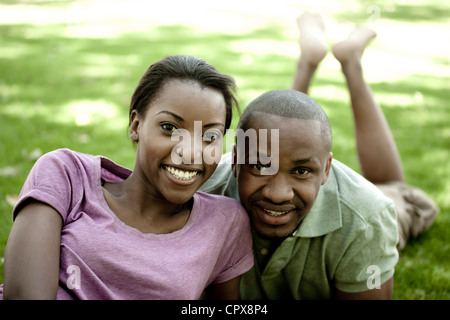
[0,0,449,299]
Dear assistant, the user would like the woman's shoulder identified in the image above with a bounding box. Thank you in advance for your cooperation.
[194,191,248,222]
[195,191,241,208]
[40,148,95,163]
[34,148,100,175]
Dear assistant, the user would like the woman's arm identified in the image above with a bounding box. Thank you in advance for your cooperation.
[3,201,62,299]
[201,276,241,300]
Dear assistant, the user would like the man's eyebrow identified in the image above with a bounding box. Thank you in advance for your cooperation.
[293,158,319,166]
[156,110,184,122]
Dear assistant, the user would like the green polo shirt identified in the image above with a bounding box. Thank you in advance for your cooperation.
[200,153,399,299]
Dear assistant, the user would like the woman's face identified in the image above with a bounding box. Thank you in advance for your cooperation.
[130,79,227,204]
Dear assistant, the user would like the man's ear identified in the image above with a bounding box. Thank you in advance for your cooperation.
[231,144,238,178]
[129,110,140,142]
[321,152,333,185]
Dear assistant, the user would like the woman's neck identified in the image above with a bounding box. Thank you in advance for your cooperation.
[102,176,193,234]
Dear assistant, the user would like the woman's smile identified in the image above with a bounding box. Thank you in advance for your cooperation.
[162,164,202,185]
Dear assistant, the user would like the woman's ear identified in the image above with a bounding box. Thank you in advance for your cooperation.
[129,110,140,142]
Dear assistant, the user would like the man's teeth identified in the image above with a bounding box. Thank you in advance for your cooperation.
[263,209,289,217]
[165,165,198,181]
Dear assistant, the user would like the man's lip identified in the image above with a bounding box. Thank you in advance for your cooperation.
[256,202,296,214]
[253,204,297,226]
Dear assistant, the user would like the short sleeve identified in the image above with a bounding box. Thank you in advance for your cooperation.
[211,200,254,284]
[334,202,399,293]
[12,149,92,223]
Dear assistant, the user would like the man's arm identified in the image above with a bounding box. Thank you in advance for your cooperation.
[334,277,393,300]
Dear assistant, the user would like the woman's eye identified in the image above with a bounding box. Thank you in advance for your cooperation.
[161,123,177,132]
[203,130,222,142]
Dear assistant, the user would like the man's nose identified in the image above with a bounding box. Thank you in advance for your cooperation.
[261,174,294,204]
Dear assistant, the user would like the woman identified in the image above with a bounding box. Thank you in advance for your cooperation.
[1,55,253,299]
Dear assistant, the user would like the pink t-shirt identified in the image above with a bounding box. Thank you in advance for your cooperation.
[0,149,253,299]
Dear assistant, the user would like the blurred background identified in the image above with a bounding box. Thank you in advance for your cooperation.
[0,0,449,299]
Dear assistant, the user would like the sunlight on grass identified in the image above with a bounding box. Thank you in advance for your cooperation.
[309,85,349,102]
[65,100,118,126]
[1,99,123,128]
[231,39,297,58]
[0,43,31,59]
[377,91,426,108]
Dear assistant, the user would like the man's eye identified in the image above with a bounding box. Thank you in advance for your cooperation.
[295,168,311,175]
[161,123,177,132]
[253,163,269,171]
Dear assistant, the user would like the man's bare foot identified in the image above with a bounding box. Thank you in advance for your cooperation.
[332,27,377,65]
[297,12,328,67]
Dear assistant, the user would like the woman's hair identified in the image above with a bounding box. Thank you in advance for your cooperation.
[129,55,239,131]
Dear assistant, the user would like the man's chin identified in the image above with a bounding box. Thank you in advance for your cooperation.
[252,223,296,241]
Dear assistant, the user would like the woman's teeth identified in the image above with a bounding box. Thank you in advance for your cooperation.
[164,165,198,181]
[263,209,289,217]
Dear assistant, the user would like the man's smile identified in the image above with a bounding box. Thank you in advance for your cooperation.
[263,208,291,217]
[255,205,296,226]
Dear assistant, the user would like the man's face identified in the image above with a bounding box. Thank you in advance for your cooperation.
[233,113,332,239]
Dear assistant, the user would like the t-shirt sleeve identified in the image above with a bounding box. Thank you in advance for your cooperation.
[211,200,254,284]
[333,202,399,293]
[12,149,89,223]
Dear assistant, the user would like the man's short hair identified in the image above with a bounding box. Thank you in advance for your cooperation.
[237,90,332,151]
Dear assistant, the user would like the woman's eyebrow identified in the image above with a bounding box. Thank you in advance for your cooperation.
[156,110,184,122]
[157,110,225,129]
[204,122,225,129]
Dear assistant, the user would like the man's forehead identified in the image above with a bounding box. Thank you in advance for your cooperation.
[244,114,323,142]
[239,112,328,156]
[245,112,321,129]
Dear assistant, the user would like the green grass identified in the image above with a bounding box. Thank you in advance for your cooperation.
[0,0,449,300]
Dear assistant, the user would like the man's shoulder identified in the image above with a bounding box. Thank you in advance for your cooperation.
[199,152,237,198]
[328,159,395,219]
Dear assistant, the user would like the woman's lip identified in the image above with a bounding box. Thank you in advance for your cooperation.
[162,165,202,185]
[163,164,203,172]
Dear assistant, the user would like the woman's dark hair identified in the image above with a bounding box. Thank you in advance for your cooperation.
[129,55,239,131]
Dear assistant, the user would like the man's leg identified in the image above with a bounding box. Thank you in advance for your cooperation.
[291,12,327,94]
[332,27,404,184]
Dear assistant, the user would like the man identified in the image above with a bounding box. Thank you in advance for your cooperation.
[200,12,438,299]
